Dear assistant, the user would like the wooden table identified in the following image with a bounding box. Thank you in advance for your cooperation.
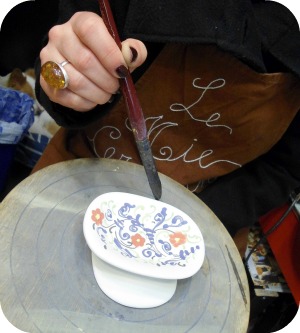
[0,159,250,332]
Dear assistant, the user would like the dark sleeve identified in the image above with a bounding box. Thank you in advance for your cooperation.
[198,111,300,236]
[55,0,100,23]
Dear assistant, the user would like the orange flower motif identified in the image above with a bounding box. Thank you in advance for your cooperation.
[91,208,104,226]
[131,233,146,247]
[169,232,187,247]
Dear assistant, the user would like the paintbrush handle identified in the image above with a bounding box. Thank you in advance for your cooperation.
[98,0,147,141]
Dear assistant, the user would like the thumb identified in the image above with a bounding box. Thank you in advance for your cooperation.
[121,38,147,72]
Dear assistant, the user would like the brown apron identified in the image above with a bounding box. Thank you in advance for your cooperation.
[33,44,300,191]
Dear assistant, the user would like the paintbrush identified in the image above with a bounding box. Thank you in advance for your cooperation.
[98,0,162,200]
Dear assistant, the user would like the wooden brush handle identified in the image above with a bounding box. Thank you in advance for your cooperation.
[98,0,147,141]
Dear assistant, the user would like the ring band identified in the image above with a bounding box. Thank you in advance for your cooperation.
[41,60,70,89]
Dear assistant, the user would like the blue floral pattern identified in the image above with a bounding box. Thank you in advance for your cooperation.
[90,199,202,268]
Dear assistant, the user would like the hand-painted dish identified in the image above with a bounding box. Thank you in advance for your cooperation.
[83,192,205,280]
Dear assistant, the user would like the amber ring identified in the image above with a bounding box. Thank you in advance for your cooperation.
[41,60,70,89]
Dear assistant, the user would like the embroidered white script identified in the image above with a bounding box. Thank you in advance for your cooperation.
[87,77,242,171]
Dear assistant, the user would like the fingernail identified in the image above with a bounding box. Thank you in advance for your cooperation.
[116,65,128,78]
[130,47,138,63]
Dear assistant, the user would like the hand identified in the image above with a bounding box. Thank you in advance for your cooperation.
[39,11,147,112]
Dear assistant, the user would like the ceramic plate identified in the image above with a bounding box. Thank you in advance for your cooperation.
[83,192,205,279]
[91,253,177,308]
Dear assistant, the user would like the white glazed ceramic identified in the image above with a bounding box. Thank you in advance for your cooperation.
[83,192,205,280]
[91,253,177,308]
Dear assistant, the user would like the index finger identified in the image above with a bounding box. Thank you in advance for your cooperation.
[71,12,128,79]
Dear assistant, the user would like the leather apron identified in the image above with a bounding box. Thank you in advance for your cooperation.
[33,44,300,192]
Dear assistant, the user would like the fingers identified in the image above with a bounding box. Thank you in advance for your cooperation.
[47,24,119,93]
[40,48,114,112]
[121,39,148,72]
[70,12,128,79]
[39,11,148,112]
[40,78,98,112]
